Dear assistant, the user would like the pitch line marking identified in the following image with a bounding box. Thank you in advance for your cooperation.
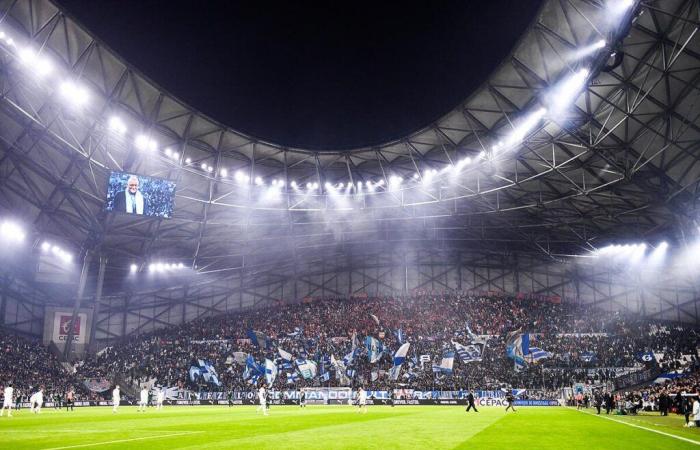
[575,408,700,446]
[41,431,204,449]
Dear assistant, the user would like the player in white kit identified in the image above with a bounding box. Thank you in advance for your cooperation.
[1,383,14,417]
[357,387,367,414]
[30,388,44,414]
[257,385,268,416]
[138,387,148,412]
[112,385,120,413]
[156,388,165,410]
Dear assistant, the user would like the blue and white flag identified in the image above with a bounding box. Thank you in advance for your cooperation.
[637,351,655,363]
[189,359,221,386]
[580,351,596,363]
[389,343,411,380]
[295,358,318,380]
[395,329,405,345]
[506,330,529,370]
[320,372,331,382]
[365,336,384,363]
[346,368,356,378]
[243,355,264,382]
[453,340,484,363]
[278,348,293,361]
[524,347,551,363]
[286,372,299,384]
[280,361,294,370]
[654,371,685,384]
[264,359,277,386]
[247,329,269,348]
[439,350,455,374]
[287,327,303,338]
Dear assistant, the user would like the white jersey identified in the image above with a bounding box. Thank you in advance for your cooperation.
[358,390,367,404]
[140,389,149,403]
[258,388,266,403]
[112,388,120,402]
[3,387,13,406]
[157,391,165,403]
[30,391,43,404]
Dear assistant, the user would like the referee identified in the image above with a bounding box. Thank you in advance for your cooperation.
[465,391,478,412]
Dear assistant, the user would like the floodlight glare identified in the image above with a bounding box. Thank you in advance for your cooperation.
[135,135,157,151]
[0,221,25,242]
[19,48,53,77]
[220,168,228,177]
[177,262,184,269]
[206,166,213,173]
[108,116,127,134]
[172,152,180,160]
[185,158,192,164]
[255,176,263,186]
[164,148,172,156]
[291,181,298,189]
[130,264,138,273]
[41,241,50,251]
[546,69,589,115]
[60,81,89,107]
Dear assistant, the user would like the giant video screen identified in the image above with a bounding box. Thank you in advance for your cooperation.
[105,171,176,219]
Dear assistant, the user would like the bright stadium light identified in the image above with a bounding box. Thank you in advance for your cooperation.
[172,151,180,160]
[568,39,607,62]
[492,107,547,153]
[41,241,51,251]
[608,0,634,16]
[19,48,53,76]
[206,166,213,173]
[135,134,157,151]
[164,148,172,157]
[306,182,313,189]
[200,162,207,170]
[219,168,228,177]
[60,81,89,107]
[255,176,264,186]
[185,157,192,164]
[291,181,298,190]
[108,116,127,134]
[177,262,184,269]
[546,69,589,116]
[130,264,138,273]
[0,221,25,242]
[377,179,385,187]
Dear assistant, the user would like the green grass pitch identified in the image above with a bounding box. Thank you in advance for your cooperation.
[1,405,699,449]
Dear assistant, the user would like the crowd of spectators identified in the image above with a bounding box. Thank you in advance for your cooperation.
[2,292,699,400]
[73,292,700,395]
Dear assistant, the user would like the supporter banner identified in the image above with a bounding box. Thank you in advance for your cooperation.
[83,378,111,393]
[52,312,88,344]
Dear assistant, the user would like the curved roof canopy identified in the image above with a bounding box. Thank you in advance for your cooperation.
[0,0,698,291]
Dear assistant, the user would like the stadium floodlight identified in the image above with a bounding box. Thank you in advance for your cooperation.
[220,168,228,177]
[594,39,607,49]
[255,176,264,186]
[337,182,344,189]
[177,262,184,269]
[108,116,127,134]
[60,81,89,107]
[494,107,548,153]
[19,48,53,77]
[0,221,25,242]
[41,241,50,251]
[413,172,420,179]
[200,162,207,170]
[185,157,192,164]
[206,166,213,173]
[306,182,313,189]
[130,264,138,273]
[568,39,607,62]
[164,148,172,156]
[148,263,155,272]
[324,182,333,190]
[172,151,180,160]
[608,0,634,16]
[156,263,164,272]
[291,181,298,190]
[546,68,589,116]
[135,134,157,151]
[377,179,385,187]
[312,182,319,190]
[277,180,285,188]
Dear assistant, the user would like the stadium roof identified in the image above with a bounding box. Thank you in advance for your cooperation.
[0,0,698,295]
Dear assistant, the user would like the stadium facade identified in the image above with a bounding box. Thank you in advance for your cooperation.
[0,0,698,354]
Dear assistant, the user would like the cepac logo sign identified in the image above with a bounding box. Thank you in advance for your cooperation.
[58,315,80,340]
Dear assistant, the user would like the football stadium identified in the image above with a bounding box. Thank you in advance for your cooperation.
[1,0,700,448]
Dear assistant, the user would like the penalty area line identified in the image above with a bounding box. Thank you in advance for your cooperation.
[575,408,700,446]
[42,431,204,450]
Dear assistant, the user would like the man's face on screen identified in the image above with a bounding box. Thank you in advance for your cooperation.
[127,179,139,194]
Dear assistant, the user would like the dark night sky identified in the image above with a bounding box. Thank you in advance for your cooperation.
[57,1,542,150]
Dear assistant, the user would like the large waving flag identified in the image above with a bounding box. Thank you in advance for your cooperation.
[439,350,455,374]
[247,329,270,348]
[278,348,293,361]
[389,343,411,380]
[243,355,264,382]
[295,358,318,380]
[286,372,299,384]
[524,347,551,363]
[395,328,405,345]
[453,340,484,363]
[365,336,384,363]
[264,359,278,385]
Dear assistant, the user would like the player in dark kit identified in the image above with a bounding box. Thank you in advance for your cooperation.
[227,390,234,407]
[389,390,395,407]
[299,391,306,408]
[594,391,602,415]
[465,391,478,412]
[505,392,516,412]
